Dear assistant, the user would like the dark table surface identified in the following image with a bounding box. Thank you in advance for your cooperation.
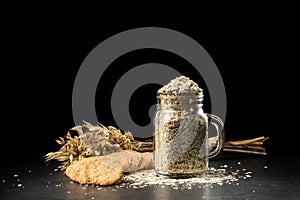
[1,153,300,200]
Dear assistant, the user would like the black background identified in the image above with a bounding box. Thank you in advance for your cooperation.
[3,7,299,165]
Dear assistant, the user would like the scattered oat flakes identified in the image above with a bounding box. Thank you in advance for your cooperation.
[117,167,243,189]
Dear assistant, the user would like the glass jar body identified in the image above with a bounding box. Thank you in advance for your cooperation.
[154,94,209,177]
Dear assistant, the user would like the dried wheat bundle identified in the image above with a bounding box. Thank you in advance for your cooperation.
[45,121,269,171]
[45,121,152,170]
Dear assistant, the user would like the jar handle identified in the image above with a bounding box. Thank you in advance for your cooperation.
[206,113,225,159]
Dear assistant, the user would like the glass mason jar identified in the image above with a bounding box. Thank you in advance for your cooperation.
[154,92,224,178]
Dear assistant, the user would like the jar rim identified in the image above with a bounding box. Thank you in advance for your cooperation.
[157,91,203,96]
